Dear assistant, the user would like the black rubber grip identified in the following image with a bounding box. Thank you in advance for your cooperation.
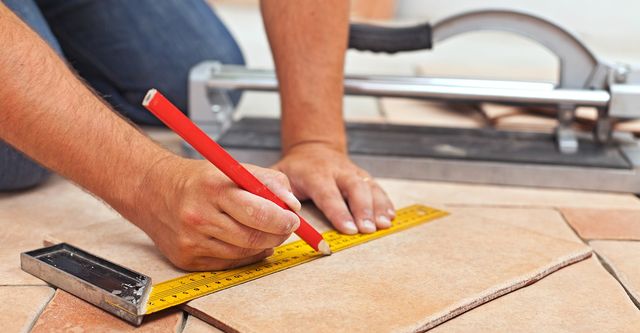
[348,22,432,54]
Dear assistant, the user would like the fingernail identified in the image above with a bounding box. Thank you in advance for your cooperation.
[387,208,396,217]
[361,219,376,233]
[377,215,391,228]
[286,192,302,212]
[288,213,300,232]
[343,221,358,234]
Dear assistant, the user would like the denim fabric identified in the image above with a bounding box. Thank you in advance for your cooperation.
[37,0,245,125]
[1,0,243,190]
[0,0,57,190]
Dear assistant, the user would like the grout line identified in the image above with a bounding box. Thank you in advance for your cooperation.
[592,252,640,310]
[26,287,57,333]
[176,311,188,333]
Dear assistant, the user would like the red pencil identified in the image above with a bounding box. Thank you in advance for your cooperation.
[142,89,331,255]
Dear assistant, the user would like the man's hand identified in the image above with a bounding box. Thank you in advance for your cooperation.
[274,142,395,235]
[260,0,396,234]
[126,157,302,271]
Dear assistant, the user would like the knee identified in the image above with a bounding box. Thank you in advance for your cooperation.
[0,145,51,191]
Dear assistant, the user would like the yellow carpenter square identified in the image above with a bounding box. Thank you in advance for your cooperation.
[145,204,448,314]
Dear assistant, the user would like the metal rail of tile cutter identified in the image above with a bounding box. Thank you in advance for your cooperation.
[187,9,640,193]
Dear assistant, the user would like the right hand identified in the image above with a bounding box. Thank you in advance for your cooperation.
[126,156,301,271]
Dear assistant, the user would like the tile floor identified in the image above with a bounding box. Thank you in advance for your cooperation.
[1,1,639,332]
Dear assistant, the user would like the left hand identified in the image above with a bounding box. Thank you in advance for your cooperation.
[273,142,395,234]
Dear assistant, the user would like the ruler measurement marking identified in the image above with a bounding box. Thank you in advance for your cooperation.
[145,205,447,314]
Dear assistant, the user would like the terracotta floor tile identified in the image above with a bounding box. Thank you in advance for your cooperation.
[183,316,224,333]
[185,212,591,332]
[591,240,640,306]
[560,208,640,240]
[377,178,640,209]
[379,97,486,128]
[0,286,54,333]
[30,289,183,333]
[431,258,640,332]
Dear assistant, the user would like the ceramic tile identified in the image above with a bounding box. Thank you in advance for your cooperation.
[0,176,119,228]
[431,258,640,332]
[379,98,486,128]
[0,286,54,333]
[560,208,640,240]
[447,207,581,243]
[591,240,640,306]
[377,178,640,209]
[185,212,591,332]
[30,289,183,333]
[0,176,120,285]
[183,316,224,333]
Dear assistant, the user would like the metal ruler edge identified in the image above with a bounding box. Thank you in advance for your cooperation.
[145,204,448,314]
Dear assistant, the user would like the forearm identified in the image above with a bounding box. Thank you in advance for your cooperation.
[0,5,172,213]
[260,0,349,153]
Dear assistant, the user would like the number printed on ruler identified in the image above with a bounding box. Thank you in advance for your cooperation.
[145,204,448,314]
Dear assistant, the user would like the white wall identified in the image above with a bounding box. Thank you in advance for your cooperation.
[396,0,640,61]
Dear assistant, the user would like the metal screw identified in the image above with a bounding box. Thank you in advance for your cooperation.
[614,64,630,83]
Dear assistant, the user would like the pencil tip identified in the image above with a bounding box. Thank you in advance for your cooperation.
[318,240,332,255]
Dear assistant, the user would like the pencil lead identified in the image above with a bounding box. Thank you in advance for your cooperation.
[318,240,332,255]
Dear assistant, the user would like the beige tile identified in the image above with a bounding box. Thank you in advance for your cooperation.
[30,289,183,333]
[447,207,581,243]
[591,240,640,305]
[380,97,486,128]
[141,126,184,156]
[431,258,640,332]
[377,178,640,209]
[183,316,224,333]
[0,224,50,285]
[0,177,120,285]
[185,212,590,332]
[0,286,54,333]
[0,176,119,228]
[560,208,640,240]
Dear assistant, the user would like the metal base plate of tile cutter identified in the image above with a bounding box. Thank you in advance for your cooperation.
[187,9,640,193]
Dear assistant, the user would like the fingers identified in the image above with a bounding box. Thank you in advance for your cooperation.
[371,184,395,229]
[190,211,290,249]
[251,167,301,212]
[189,236,267,259]
[337,174,376,233]
[219,188,300,235]
[305,177,359,235]
[188,248,275,271]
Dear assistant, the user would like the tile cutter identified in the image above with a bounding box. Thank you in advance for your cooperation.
[188,9,640,193]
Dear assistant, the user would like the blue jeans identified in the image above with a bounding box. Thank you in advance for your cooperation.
[1,0,244,190]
